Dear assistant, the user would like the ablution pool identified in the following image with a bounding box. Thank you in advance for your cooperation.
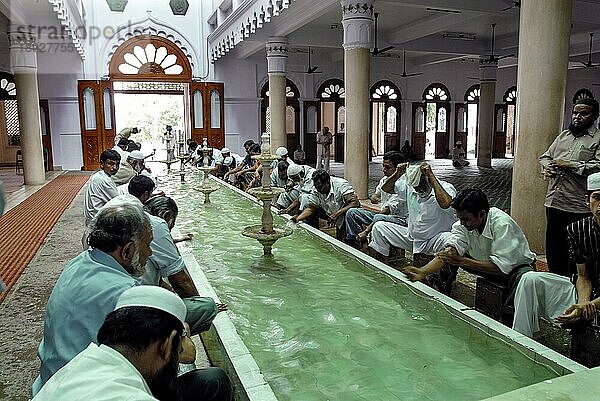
[161,172,585,401]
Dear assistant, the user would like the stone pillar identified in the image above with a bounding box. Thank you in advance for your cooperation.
[266,37,288,151]
[511,0,572,252]
[341,0,373,199]
[10,33,45,185]
[476,58,497,168]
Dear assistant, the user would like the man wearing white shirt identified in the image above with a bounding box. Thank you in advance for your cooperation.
[368,162,456,259]
[403,188,536,300]
[292,170,360,239]
[345,151,408,245]
[82,149,121,248]
[278,164,317,216]
[33,286,232,401]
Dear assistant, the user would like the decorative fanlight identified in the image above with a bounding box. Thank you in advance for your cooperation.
[425,86,448,101]
[504,88,517,104]
[373,85,398,100]
[321,84,345,98]
[0,78,16,97]
[466,88,480,102]
[118,43,184,75]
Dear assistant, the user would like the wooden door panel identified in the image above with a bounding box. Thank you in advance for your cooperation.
[435,104,450,158]
[39,99,53,171]
[190,82,224,149]
[78,80,102,171]
[493,104,507,157]
[412,102,426,160]
[303,101,320,165]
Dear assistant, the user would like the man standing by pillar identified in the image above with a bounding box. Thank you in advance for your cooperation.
[540,98,600,276]
[265,37,288,151]
[341,0,373,199]
[316,127,333,171]
[9,31,45,185]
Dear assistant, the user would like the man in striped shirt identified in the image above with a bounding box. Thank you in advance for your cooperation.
[512,172,600,338]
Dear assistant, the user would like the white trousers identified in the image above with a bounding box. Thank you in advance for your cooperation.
[316,145,330,172]
[512,271,577,337]
[368,222,450,257]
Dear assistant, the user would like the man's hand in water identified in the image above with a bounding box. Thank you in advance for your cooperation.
[173,233,194,243]
[217,303,228,313]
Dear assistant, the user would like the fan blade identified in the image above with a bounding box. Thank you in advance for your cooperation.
[308,66,319,73]
[592,83,600,86]
[404,72,423,77]
[466,76,479,80]
[378,46,394,54]
[496,54,515,61]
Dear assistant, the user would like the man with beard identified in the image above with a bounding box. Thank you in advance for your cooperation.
[32,286,207,400]
[540,98,600,276]
[33,204,153,395]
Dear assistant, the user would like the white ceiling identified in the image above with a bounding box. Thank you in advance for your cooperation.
[233,0,600,68]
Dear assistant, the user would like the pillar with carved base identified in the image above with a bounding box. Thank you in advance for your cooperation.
[266,37,288,152]
[10,32,45,185]
[341,0,373,199]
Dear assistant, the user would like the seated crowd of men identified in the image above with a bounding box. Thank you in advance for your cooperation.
[33,99,600,397]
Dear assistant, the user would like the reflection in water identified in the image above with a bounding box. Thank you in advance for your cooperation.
[159,172,559,401]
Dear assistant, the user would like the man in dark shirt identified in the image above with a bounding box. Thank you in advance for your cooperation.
[513,172,600,339]
[540,98,600,276]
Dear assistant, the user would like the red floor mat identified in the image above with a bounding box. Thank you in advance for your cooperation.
[0,174,89,303]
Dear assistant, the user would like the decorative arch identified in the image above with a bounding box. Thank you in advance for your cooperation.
[318,79,345,99]
[464,84,480,103]
[370,80,401,100]
[504,86,517,104]
[371,80,401,153]
[260,78,301,151]
[102,14,199,75]
[109,35,192,81]
[0,72,16,100]
[573,88,594,103]
[423,82,451,101]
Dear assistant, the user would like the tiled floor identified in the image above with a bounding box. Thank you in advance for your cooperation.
[329,157,513,212]
[0,169,71,213]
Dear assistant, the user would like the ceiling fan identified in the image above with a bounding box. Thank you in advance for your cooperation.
[372,13,394,56]
[481,23,514,63]
[291,46,322,74]
[574,33,600,69]
[501,1,520,12]
[392,51,423,78]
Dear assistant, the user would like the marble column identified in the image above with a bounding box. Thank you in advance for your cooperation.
[266,37,288,151]
[341,0,373,199]
[511,0,572,252]
[476,58,497,168]
[10,33,45,185]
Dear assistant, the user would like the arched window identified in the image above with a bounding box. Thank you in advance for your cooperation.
[370,80,401,154]
[193,90,203,128]
[82,87,97,130]
[465,84,480,103]
[318,79,345,99]
[210,90,221,128]
[0,73,17,100]
[0,72,20,146]
[503,86,518,156]
[260,79,300,147]
[423,83,451,101]
[573,88,594,103]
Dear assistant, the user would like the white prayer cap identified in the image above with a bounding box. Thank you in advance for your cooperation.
[223,156,233,165]
[129,150,145,160]
[287,164,302,176]
[221,147,230,154]
[405,165,422,187]
[588,172,600,191]
[115,286,186,328]
[275,147,288,157]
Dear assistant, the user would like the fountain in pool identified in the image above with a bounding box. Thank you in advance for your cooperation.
[176,140,188,182]
[193,138,220,203]
[241,132,292,256]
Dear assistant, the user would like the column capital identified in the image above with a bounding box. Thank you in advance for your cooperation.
[340,0,374,50]
[479,57,498,82]
[9,32,38,72]
[266,36,288,75]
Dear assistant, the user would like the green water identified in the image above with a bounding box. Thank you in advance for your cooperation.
[166,175,558,401]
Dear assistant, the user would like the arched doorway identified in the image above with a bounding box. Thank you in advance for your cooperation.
[494,86,517,157]
[412,83,451,159]
[78,35,224,170]
[0,72,53,170]
[370,80,401,155]
[317,79,345,163]
[463,84,479,159]
[260,79,300,152]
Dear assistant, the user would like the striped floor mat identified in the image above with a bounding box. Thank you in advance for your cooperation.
[0,174,89,303]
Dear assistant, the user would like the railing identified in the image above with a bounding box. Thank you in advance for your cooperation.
[208,0,294,63]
